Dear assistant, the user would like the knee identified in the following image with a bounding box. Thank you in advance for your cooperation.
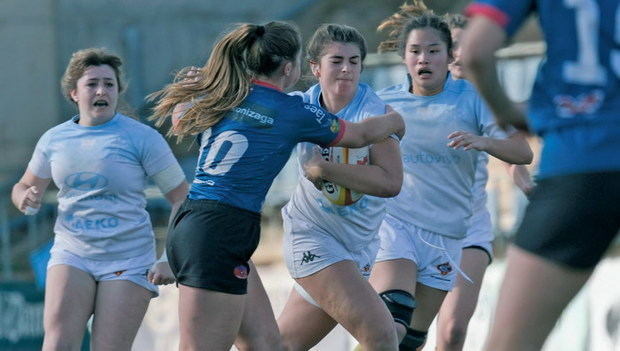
[42,332,82,351]
[359,325,399,351]
[237,330,284,351]
[438,318,469,348]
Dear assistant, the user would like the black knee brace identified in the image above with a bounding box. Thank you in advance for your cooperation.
[399,328,427,351]
[379,289,416,329]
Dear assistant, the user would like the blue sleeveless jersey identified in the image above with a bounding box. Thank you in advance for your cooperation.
[467,0,620,177]
[188,82,345,212]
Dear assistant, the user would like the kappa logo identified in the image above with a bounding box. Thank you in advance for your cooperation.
[300,251,321,265]
[436,262,452,276]
[65,172,108,190]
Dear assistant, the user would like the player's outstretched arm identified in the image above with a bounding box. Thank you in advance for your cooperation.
[336,107,405,148]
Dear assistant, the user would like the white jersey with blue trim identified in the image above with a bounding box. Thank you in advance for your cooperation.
[285,83,388,252]
[379,75,507,239]
[467,0,620,178]
[27,113,180,260]
[188,83,344,213]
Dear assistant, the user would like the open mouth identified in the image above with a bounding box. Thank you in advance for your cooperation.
[93,100,108,107]
[417,68,432,77]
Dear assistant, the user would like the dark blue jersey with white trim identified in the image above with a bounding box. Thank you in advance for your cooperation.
[188,82,345,212]
[467,0,620,177]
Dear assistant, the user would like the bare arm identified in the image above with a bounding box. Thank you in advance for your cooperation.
[305,138,403,198]
[11,170,52,214]
[460,16,529,131]
[507,164,535,195]
[335,107,405,148]
[148,180,188,285]
[448,131,533,164]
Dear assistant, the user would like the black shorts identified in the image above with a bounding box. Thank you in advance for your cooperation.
[514,171,620,269]
[166,199,261,294]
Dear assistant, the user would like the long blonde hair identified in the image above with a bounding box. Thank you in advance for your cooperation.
[149,21,301,138]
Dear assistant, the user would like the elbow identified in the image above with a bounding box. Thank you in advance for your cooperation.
[376,178,402,198]
[516,148,534,165]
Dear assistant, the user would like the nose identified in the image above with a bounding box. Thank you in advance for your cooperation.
[95,83,106,95]
[417,52,429,64]
[341,63,350,72]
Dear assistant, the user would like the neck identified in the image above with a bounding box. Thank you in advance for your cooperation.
[78,113,115,126]
[254,75,285,91]
[410,83,444,96]
[320,89,355,114]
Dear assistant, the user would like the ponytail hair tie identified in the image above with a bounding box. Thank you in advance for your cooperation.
[256,25,265,36]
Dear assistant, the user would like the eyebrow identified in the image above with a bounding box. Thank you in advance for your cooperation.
[408,43,442,48]
[328,55,360,59]
[86,77,115,81]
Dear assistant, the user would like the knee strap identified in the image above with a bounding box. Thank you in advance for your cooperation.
[399,328,427,351]
[379,289,416,328]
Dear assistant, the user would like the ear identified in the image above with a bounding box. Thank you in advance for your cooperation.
[283,61,293,76]
[310,61,320,78]
[70,89,78,103]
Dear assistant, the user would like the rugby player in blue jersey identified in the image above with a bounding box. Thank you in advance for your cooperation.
[150,21,405,351]
[462,1,620,350]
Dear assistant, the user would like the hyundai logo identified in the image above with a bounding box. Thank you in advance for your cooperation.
[65,172,108,190]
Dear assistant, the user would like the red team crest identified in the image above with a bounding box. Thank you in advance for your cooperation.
[233,265,249,279]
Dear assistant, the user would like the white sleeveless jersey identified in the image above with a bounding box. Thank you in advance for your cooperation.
[285,83,389,252]
[379,76,508,239]
[28,114,180,260]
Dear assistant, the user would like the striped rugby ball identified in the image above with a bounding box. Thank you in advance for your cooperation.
[321,146,369,206]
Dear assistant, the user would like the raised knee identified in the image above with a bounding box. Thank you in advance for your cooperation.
[360,326,399,351]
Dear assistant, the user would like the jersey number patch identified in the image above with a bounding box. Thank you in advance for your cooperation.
[199,129,249,175]
[563,0,620,85]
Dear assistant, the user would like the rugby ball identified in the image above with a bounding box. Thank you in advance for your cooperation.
[321,146,370,206]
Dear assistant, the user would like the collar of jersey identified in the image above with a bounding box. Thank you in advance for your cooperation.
[252,79,282,92]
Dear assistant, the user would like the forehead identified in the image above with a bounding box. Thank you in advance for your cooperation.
[405,28,446,47]
[80,65,116,80]
[321,41,361,58]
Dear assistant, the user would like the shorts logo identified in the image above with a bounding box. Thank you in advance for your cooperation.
[233,265,249,279]
[362,264,371,273]
[300,251,320,265]
[436,262,452,276]
[114,270,126,276]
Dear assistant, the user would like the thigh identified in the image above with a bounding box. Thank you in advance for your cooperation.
[43,265,96,346]
[90,280,152,351]
[369,259,417,295]
[277,288,337,351]
[486,245,592,351]
[410,283,447,331]
[235,261,283,351]
[438,247,490,327]
[178,284,246,351]
[300,260,396,342]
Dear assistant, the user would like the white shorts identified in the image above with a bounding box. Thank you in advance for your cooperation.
[462,207,494,262]
[283,211,380,306]
[375,214,464,291]
[48,246,158,297]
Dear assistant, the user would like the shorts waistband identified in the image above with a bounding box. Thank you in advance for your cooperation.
[183,198,261,219]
